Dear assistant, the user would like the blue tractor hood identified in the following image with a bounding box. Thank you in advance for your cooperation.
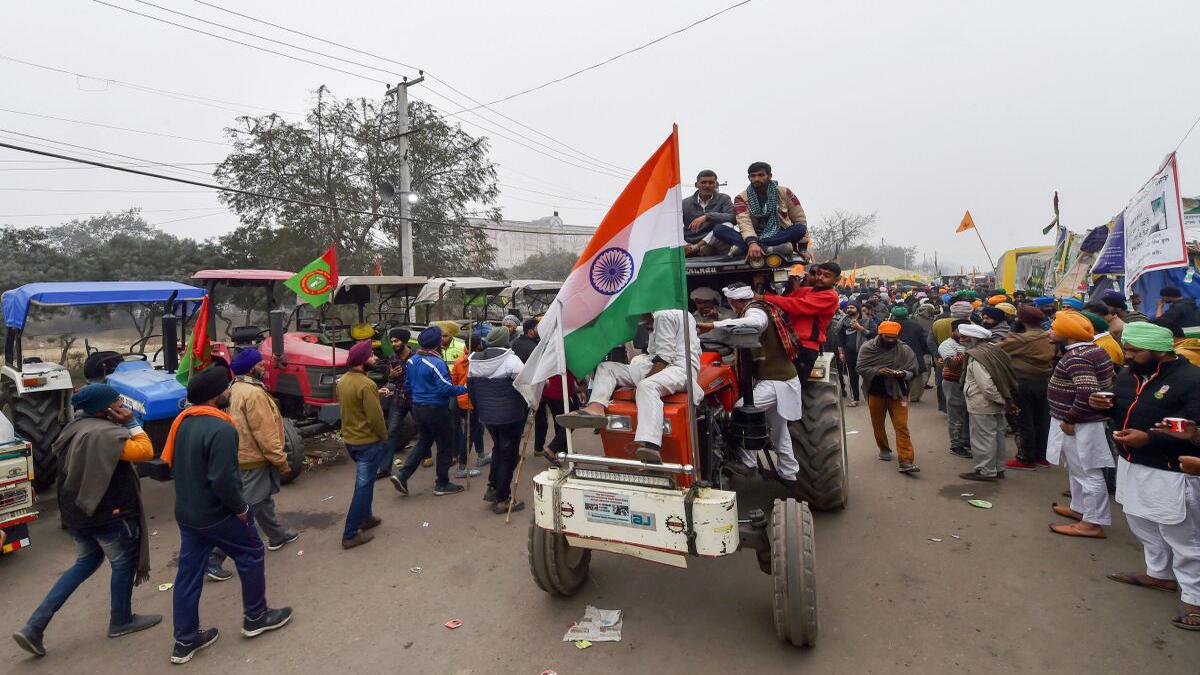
[2,281,206,330]
[106,361,187,424]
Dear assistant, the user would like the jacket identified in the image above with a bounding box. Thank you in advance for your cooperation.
[733,184,807,242]
[997,328,1055,381]
[1109,356,1200,472]
[964,359,1006,414]
[467,347,528,425]
[1047,342,1114,424]
[337,370,388,445]
[230,377,288,471]
[408,350,467,406]
[452,352,472,410]
[511,334,539,363]
[682,191,736,244]
[894,317,929,369]
[838,314,878,355]
[1161,298,1200,329]
[761,287,839,352]
[53,418,152,531]
[171,415,246,529]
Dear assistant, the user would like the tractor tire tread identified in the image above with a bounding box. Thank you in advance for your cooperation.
[14,392,67,491]
[789,381,848,511]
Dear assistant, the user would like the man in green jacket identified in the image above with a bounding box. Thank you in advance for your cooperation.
[338,340,389,550]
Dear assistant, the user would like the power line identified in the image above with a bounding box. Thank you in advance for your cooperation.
[0,107,229,146]
[0,128,217,177]
[0,206,226,218]
[1174,110,1200,153]
[497,183,608,206]
[0,186,209,193]
[0,139,594,234]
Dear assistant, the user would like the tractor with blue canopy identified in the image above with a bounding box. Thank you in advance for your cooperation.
[1,281,206,488]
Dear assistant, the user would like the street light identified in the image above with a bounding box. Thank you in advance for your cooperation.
[378,177,419,205]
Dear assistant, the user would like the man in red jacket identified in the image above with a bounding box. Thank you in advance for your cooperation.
[759,261,842,379]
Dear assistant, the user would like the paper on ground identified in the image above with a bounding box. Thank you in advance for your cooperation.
[562,605,623,642]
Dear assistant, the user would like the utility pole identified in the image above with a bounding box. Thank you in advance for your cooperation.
[386,74,424,276]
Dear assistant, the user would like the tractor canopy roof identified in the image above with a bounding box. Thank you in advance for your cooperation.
[503,279,563,294]
[192,269,293,285]
[335,275,428,293]
[2,281,206,330]
[413,277,508,305]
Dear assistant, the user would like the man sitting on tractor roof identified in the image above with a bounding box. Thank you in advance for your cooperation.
[698,283,805,492]
[708,161,811,264]
[560,311,701,464]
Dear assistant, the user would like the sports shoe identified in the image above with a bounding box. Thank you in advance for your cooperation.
[421,457,433,468]
[434,482,465,496]
[241,607,293,638]
[847,400,859,408]
[205,564,233,582]
[482,486,497,503]
[266,532,300,552]
[454,467,481,479]
[950,447,973,459]
[1006,459,1037,471]
[359,515,382,531]
[475,453,492,466]
[898,462,921,474]
[959,470,997,482]
[171,627,218,664]
[492,499,525,514]
[108,613,162,638]
[1035,459,1052,467]
[12,624,45,657]
[878,449,893,461]
[341,531,374,549]
[390,473,409,495]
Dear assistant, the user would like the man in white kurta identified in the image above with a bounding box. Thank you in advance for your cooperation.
[573,310,701,463]
[699,284,803,485]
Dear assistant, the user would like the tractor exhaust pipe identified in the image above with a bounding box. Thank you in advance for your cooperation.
[268,309,286,359]
[162,313,179,373]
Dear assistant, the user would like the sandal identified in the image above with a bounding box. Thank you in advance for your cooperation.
[1171,611,1200,631]
[1106,572,1177,593]
[1052,503,1082,521]
[1049,523,1106,538]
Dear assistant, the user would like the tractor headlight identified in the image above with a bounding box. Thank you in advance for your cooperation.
[765,253,785,268]
[605,415,632,431]
[575,468,674,489]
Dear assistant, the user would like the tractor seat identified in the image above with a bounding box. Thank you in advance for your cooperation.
[230,325,262,346]
[83,350,122,381]
[611,364,729,403]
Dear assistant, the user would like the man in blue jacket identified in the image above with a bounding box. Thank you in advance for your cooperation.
[391,326,468,497]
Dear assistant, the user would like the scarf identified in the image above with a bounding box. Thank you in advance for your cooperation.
[52,417,151,585]
[857,337,918,399]
[745,180,782,239]
[748,300,800,360]
[161,405,236,466]
[966,342,1018,403]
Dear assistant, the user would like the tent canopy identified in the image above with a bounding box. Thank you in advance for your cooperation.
[3,281,206,330]
[852,265,930,283]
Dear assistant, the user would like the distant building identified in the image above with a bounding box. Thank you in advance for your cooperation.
[472,212,595,270]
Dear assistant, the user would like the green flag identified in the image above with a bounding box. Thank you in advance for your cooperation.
[285,245,339,308]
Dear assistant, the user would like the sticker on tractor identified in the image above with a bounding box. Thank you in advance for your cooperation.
[665,515,686,533]
[559,501,576,518]
[582,490,655,530]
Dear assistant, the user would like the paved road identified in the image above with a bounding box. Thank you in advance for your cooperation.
[4,400,1197,673]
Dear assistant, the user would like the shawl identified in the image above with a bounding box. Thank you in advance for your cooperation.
[744,180,782,239]
[162,405,235,466]
[966,342,1018,403]
[748,300,800,360]
[857,337,918,399]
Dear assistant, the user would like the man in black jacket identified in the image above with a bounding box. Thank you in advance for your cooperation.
[511,318,539,363]
[469,326,529,514]
[1158,286,1200,329]
[12,385,160,657]
[1090,322,1200,631]
[889,306,931,402]
[165,367,292,664]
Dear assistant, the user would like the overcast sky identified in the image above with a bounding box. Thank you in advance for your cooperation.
[4,0,1200,270]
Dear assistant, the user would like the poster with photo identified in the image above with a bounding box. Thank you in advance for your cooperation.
[1123,153,1188,288]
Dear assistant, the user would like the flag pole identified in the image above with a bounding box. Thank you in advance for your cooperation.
[669,124,700,479]
[972,225,997,278]
[555,298,576,463]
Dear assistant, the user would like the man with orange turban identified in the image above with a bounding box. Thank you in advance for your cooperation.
[857,320,921,474]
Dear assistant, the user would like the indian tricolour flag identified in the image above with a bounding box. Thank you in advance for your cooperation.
[516,126,685,403]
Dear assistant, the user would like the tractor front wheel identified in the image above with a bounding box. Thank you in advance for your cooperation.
[10,391,68,491]
[280,418,304,485]
[528,517,591,596]
[770,498,818,647]
[789,380,848,510]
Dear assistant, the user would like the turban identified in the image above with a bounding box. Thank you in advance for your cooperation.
[917,304,938,319]
[722,283,755,301]
[950,301,973,319]
[839,300,850,310]
[890,306,909,318]
[418,326,442,349]
[502,314,521,327]
[1121,321,1175,352]
[971,300,983,309]
[71,384,121,416]
[346,340,375,367]
[981,307,1006,323]
[941,294,953,303]
[996,302,1017,317]
[1016,305,1045,325]
[389,327,411,343]
[689,286,721,303]
[486,325,511,348]
[916,292,927,299]
[1081,311,1108,334]
[230,349,263,376]
[1061,298,1084,311]
[1033,296,1056,307]
[433,320,460,338]
[958,324,992,340]
[878,321,902,337]
[988,294,1006,306]
[187,365,231,405]
[1051,311,1094,342]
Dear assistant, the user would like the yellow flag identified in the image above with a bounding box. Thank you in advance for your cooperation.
[956,210,976,233]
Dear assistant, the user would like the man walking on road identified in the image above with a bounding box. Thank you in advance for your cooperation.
[338,340,389,549]
[383,328,415,475]
[392,326,469,497]
[164,366,292,665]
[999,306,1056,470]
[939,320,972,459]
[1045,311,1115,539]
[958,324,1018,482]
[13,385,159,658]
[858,320,921,473]
[469,326,530,514]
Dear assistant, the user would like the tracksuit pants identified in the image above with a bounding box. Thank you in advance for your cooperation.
[173,514,267,644]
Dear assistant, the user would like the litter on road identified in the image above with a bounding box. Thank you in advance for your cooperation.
[320,495,335,502]
[968,499,994,509]
[297,550,304,556]
[928,538,943,542]
[960,493,975,497]
[563,605,623,643]
[410,567,422,574]
[445,619,463,629]
[575,640,592,650]
[157,583,173,592]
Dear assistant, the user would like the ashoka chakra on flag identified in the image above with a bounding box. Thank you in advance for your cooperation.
[589,247,635,295]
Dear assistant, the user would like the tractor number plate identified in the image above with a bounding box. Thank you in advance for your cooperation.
[582,490,656,531]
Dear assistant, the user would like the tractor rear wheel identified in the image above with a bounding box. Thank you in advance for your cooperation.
[10,391,68,491]
[528,517,590,596]
[789,380,848,510]
[280,418,304,485]
[770,498,818,647]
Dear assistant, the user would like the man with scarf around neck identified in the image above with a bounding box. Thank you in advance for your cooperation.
[698,283,805,492]
[888,305,932,403]
[166,366,293,664]
[858,320,921,473]
[939,320,974,459]
[12,385,160,658]
[710,161,810,264]
[957,324,1019,482]
[1044,311,1115,538]
[1089,321,1200,631]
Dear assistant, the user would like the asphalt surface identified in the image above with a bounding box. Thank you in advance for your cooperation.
[4,398,1198,674]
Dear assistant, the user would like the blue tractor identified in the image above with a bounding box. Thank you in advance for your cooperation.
[1,282,206,488]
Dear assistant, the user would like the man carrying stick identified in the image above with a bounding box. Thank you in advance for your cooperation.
[468,326,530,514]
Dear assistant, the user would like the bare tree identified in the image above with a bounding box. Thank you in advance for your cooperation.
[809,210,877,261]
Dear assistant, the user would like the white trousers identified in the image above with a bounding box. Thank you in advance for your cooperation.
[736,382,799,481]
[1125,478,1200,605]
[589,355,686,447]
[1063,440,1112,526]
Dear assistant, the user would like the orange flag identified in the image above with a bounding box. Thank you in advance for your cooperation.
[956,210,976,233]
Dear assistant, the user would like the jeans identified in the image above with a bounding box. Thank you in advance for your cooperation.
[343,441,387,540]
[399,404,456,486]
[27,519,139,632]
[453,403,485,464]
[173,514,267,644]
[486,420,525,502]
[1013,377,1050,462]
[711,221,808,250]
[386,400,414,456]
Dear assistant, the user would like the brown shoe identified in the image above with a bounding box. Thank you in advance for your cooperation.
[360,515,382,531]
[635,445,663,464]
[341,531,375,549]
[492,499,526,515]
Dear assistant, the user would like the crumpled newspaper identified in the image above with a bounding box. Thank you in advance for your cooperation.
[562,605,622,642]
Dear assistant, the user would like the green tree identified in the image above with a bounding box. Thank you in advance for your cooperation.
[214,88,499,276]
[506,249,578,281]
